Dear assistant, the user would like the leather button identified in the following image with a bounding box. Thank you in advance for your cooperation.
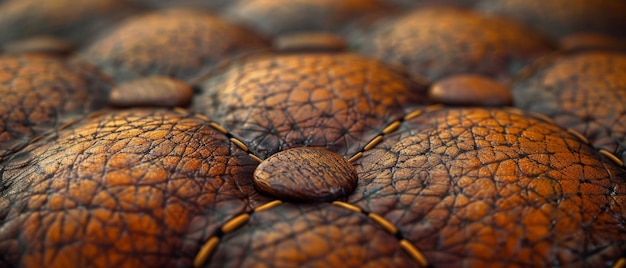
[253,147,358,202]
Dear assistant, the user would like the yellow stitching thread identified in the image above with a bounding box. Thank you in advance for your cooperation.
[566,128,590,144]
[332,201,362,213]
[382,121,402,134]
[221,214,251,233]
[599,149,624,166]
[254,200,283,212]
[399,239,429,267]
[193,236,220,268]
[368,213,398,234]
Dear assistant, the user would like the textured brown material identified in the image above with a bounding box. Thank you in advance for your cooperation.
[349,108,626,267]
[478,0,626,39]
[511,51,626,163]
[2,36,74,56]
[385,0,474,8]
[559,33,626,51]
[109,76,194,108]
[193,53,429,159]
[0,0,137,45]
[81,9,269,83]
[349,7,554,81]
[209,203,415,267]
[274,32,347,53]
[253,147,357,202]
[428,75,513,107]
[128,0,235,10]
[0,109,271,267]
[1,2,626,267]
[0,54,111,159]
[225,0,389,37]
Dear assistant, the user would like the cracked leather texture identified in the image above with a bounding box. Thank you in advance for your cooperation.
[349,7,554,81]
[0,0,138,45]
[1,2,626,268]
[128,0,235,10]
[0,54,111,159]
[385,0,474,8]
[477,0,626,39]
[193,53,429,159]
[349,108,626,267]
[2,105,624,267]
[209,203,414,267]
[0,109,271,267]
[511,51,626,164]
[225,0,389,37]
[81,9,269,83]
